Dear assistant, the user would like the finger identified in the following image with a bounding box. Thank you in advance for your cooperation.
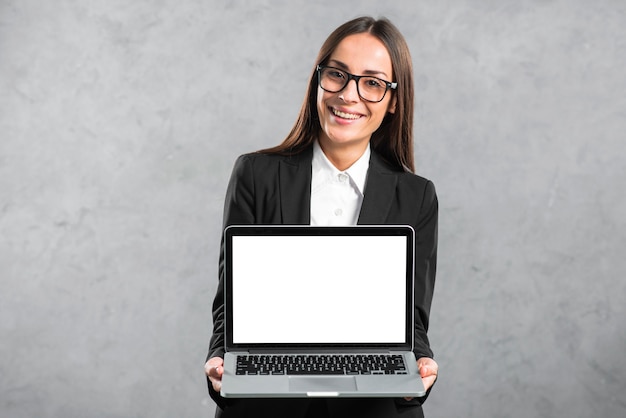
[422,374,437,391]
[213,373,222,390]
[205,358,224,375]
[205,362,218,377]
[417,357,437,368]
[208,365,223,380]
[207,366,223,392]
[211,375,222,392]
[419,364,438,377]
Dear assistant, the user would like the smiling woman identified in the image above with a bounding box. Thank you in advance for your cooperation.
[258,16,416,173]
[205,16,439,418]
[315,33,397,170]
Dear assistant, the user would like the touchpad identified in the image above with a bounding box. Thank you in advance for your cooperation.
[289,376,357,393]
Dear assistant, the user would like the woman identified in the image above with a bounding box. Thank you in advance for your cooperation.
[205,16,439,418]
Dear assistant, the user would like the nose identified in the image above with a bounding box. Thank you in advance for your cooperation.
[340,78,360,103]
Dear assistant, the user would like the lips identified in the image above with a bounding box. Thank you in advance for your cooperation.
[330,107,362,120]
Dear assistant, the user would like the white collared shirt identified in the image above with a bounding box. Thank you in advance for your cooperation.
[310,140,370,226]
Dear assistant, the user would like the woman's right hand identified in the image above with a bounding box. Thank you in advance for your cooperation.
[205,357,224,392]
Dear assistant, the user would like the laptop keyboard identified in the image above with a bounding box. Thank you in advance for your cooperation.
[235,354,408,375]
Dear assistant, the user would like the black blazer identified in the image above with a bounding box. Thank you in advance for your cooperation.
[207,146,438,412]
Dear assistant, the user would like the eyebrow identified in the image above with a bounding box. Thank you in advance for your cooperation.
[327,59,390,79]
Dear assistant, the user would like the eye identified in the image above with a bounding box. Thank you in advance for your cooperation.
[326,69,346,80]
[322,67,346,82]
[364,77,386,89]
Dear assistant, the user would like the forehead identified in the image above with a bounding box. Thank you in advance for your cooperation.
[328,33,393,77]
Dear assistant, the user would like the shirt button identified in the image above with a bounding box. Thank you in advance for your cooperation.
[338,173,348,183]
[334,208,343,216]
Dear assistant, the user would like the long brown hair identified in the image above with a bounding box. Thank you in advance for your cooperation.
[260,16,415,172]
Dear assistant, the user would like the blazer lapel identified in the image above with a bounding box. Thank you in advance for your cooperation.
[358,152,398,224]
[279,147,313,224]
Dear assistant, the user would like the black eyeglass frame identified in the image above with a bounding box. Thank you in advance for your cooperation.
[316,65,398,103]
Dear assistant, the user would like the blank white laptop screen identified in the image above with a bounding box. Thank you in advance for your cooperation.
[231,234,407,344]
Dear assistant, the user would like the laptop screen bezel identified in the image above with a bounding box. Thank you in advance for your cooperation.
[223,225,415,352]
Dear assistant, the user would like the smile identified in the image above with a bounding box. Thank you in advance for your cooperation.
[331,107,362,120]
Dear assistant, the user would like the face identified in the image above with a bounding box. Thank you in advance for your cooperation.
[316,33,396,153]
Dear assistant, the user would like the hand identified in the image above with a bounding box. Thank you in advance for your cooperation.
[404,357,438,401]
[417,357,438,391]
[205,357,224,392]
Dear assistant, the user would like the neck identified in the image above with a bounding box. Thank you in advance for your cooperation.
[317,138,369,171]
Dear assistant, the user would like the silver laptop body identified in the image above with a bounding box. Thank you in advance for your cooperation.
[220,225,425,398]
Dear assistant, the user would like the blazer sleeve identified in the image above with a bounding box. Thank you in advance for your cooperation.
[392,178,438,408]
[206,155,257,406]
[412,179,438,361]
[207,154,256,361]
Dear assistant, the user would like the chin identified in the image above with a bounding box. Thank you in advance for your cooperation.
[323,132,367,147]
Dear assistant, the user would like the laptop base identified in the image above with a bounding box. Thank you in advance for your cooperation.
[221,351,425,398]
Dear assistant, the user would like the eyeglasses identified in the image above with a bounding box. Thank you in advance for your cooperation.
[317,65,397,103]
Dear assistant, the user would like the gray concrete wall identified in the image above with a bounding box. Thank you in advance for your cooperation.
[1,0,624,417]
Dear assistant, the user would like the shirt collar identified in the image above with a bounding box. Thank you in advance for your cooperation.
[312,140,370,195]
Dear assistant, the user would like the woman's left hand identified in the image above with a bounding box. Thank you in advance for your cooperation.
[404,357,438,401]
[417,357,438,391]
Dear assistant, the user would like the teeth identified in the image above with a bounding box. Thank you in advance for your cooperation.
[332,108,361,120]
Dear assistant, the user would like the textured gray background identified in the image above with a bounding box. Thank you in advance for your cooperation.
[1,0,625,417]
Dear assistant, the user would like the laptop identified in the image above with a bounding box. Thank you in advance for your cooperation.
[220,225,425,398]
